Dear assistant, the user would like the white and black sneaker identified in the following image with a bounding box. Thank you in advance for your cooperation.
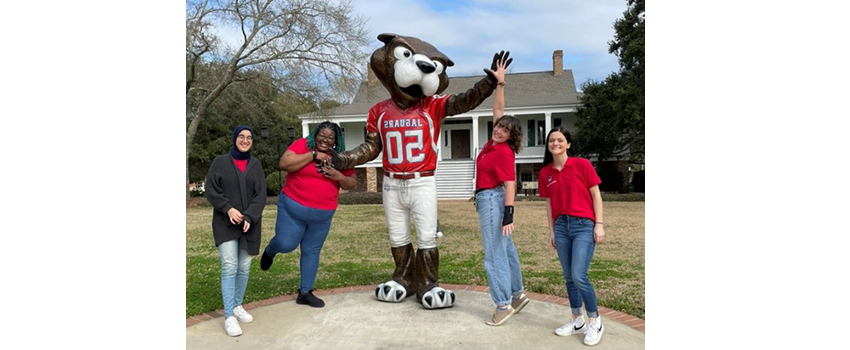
[554,315,586,336]
[583,317,604,346]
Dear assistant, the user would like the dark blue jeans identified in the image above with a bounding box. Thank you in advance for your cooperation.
[553,214,600,318]
[266,193,335,293]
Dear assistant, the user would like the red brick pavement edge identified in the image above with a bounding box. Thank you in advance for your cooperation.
[186,284,645,332]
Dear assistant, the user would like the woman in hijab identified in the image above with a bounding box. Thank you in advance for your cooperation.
[205,125,267,337]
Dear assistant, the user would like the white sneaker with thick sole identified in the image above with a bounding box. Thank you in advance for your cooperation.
[224,316,242,337]
[554,315,586,336]
[583,318,604,346]
[233,305,253,323]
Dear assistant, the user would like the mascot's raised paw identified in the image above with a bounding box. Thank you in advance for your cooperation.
[375,280,407,302]
[422,287,455,309]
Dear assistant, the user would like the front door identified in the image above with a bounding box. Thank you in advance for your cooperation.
[450,130,470,159]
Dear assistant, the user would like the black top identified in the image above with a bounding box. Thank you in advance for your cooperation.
[204,155,267,255]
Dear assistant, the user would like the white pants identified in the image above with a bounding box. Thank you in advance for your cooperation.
[382,175,438,249]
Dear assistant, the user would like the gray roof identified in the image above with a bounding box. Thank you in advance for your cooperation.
[310,70,581,118]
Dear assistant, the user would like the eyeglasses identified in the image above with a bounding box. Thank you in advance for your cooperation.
[316,134,334,142]
[237,135,253,141]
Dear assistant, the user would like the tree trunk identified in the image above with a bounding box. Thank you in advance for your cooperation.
[186,67,238,197]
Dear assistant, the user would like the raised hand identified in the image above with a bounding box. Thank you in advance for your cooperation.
[484,50,512,81]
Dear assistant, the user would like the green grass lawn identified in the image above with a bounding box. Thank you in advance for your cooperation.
[186,199,645,319]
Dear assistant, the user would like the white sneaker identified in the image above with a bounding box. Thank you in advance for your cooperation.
[224,316,242,337]
[233,305,253,323]
[554,315,586,336]
[583,318,604,346]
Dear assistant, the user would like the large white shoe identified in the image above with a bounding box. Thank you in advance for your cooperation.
[421,287,455,309]
[555,315,586,336]
[224,316,242,337]
[583,318,604,346]
[375,280,407,302]
[233,305,253,323]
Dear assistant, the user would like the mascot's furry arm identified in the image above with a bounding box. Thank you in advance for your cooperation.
[445,51,513,116]
[334,132,381,170]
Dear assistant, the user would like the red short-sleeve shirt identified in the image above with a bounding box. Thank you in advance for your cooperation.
[282,138,355,210]
[475,139,515,190]
[538,157,601,221]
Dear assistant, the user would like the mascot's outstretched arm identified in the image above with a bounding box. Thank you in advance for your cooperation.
[334,132,382,170]
[445,51,513,116]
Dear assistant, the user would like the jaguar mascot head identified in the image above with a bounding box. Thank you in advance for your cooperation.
[370,33,454,109]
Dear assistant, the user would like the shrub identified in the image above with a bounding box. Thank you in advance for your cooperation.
[338,191,383,205]
[597,165,625,192]
[265,171,287,196]
[516,193,644,202]
[602,192,644,201]
[632,170,645,193]
[189,189,205,197]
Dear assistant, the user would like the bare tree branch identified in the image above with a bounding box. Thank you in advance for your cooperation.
[185,0,368,196]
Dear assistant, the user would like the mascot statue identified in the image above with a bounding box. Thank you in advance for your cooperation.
[333,33,512,309]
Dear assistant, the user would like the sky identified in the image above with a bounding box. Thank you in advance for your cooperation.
[349,0,627,87]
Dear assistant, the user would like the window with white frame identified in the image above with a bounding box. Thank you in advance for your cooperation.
[527,119,545,146]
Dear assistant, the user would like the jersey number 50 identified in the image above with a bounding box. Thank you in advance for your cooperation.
[385,130,425,164]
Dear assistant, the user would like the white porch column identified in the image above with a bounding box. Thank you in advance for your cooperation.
[472,115,480,156]
[544,112,552,135]
[301,121,310,139]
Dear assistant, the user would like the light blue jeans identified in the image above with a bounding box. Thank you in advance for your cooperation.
[553,214,600,318]
[476,186,524,306]
[266,193,335,293]
[218,238,252,317]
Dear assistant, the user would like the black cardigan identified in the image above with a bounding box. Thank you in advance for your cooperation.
[205,154,267,255]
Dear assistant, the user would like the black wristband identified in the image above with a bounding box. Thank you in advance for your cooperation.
[312,149,317,161]
[502,205,514,226]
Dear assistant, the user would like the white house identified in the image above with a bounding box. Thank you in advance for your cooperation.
[300,50,603,199]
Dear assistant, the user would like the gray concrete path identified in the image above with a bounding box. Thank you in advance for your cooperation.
[187,288,644,349]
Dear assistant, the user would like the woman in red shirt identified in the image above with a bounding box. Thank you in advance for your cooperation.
[538,126,606,346]
[260,121,356,308]
[474,52,529,327]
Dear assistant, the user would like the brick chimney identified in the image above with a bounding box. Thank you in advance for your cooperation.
[553,50,563,76]
[367,62,378,87]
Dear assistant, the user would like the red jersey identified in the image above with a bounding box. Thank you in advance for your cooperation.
[282,138,355,210]
[366,95,450,173]
[538,157,601,221]
[475,139,515,190]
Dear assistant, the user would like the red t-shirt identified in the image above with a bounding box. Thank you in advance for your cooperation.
[538,157,601,221]
[282,138,355,210]
[475,139,515,190]
[366,95,450,173]
[232,159,247,172]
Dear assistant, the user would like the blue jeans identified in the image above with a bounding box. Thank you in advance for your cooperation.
[553,215,599,318]
[476,186,524,306]
[218,239,252,317]
[266,193,335,293]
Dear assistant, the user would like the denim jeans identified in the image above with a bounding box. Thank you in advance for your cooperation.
[266,193,335,293]
[553,214,599,318]
[476,186,524,306]
[218,238,252,317]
